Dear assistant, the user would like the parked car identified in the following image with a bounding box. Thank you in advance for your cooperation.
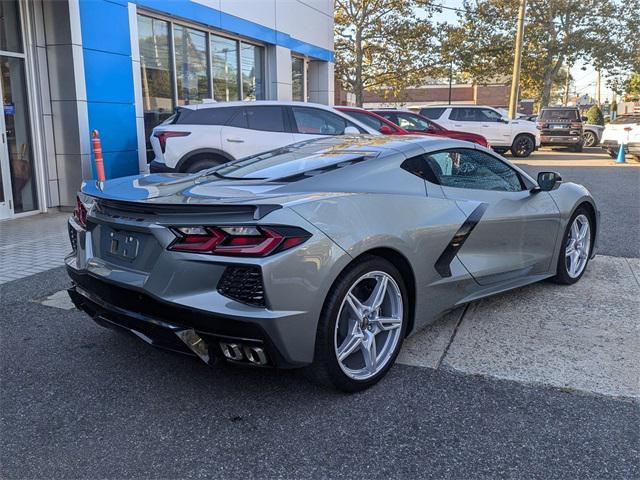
[601,114,640,160]
[68,135,598,392]
[527,114,603,148]
[336,107,489,147]
[419,105,540,157]
[536,107,584,151]
[149,101,378,173]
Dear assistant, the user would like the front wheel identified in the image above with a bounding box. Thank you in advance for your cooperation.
[510,135,535,157]
[307,256,408,392]
[552,208,593,285]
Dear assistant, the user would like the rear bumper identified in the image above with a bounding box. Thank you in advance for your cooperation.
[601,140,640,154]
[540,134,582,145]
[67,265,300,368]
[149,159,176,173]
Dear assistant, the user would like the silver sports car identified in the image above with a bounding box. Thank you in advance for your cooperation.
[67,135,598,391]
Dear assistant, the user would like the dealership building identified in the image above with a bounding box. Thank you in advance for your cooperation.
[0,0,335,220]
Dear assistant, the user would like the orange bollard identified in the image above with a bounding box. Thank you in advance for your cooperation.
[91,129,106,182]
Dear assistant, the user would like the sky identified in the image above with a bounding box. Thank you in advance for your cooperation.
[426,0,616,103]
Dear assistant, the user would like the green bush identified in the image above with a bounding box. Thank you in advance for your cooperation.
[586,105,604,125]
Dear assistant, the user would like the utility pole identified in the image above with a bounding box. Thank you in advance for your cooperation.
[448,59,453,104]
[596,69,601,106]
[508,0,526,119]
[563,66,570,106]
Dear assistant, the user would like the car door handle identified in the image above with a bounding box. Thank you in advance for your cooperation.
[453,124,463,127]
[226,137,245,143]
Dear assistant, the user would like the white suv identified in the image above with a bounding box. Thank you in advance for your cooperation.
[149,101,377,173]
[601,114,640,160]
[419,105,541,157]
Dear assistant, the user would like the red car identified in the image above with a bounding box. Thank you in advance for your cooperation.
[336,107,489,148]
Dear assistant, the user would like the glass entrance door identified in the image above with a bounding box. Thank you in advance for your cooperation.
[1,55,37,219]
[0,88,15,218]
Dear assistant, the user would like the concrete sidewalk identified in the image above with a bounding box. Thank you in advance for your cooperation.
[398,255,640,400]
[0,212,70,284]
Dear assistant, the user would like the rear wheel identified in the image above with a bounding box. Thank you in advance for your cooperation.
[607,148,618,159]
[583,130,597,147]
[552,208,593,285]
[307,256,408,392]
[184,158,223,173]
[510,134,535,157]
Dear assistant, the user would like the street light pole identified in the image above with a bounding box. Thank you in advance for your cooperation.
[448,58,453,104]
[508,0,527,119]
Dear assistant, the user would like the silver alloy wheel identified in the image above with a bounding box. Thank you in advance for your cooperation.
[565,214,591,278]
[583,131,597,147]
[334,271,403,380]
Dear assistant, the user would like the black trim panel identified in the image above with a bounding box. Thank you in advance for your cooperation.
[434,203,488,277]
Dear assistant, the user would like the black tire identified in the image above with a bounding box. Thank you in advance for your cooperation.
[569,142,583,153]
[607,148,618,159]
[510,134,535,157]
[552,207,594,285]
[583,130,597,147]
[184,158,223,173]
[306,255,409,392]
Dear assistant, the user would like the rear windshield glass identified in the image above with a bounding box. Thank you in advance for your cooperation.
[540,109,579,120]
[610,114,640,124]
[211,141,378,180]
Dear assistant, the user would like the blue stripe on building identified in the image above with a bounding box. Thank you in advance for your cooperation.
[79,0,333,180]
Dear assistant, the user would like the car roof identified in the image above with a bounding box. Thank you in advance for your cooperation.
[181,100,338,111]
[541,106,579,110]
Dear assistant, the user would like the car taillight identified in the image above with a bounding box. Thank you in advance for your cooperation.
[537,121,546,129]
[153,131,191,153]
[570,122,582,129]
[168,225,311,256]
[73,196,87,228]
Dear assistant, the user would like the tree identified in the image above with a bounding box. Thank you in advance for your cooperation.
[334,0,440,106]
[443,0,639,108]
[586,105,604,125]
[623,73,640,101]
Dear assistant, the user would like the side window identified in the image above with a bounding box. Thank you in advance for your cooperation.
[377,112,398,125]
[424,149,524,192]
[292,107,347,135]
[479,108,503,122]
[397,113,431,131]
[175,106,239,125]
[450,108,482,122]
[346,111,384,130]
[244,106,285,132]
[420,107,445,119]
[229,108,248,128]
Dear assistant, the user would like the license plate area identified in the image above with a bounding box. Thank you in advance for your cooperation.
[550,124,567,129]
[108,230,140,261]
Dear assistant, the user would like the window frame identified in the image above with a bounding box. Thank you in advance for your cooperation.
[137,9,266,106]
[404,148,529,192]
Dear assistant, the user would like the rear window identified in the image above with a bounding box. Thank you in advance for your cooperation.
[419,107,446,119]
[174,106,238,125]
[610,114,640,125]
[540,109,579,120]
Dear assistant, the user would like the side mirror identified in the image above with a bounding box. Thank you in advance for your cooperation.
[534,171,562,192]
[581,116,588,122]
[343,126,360,135]
[379,125,394,135]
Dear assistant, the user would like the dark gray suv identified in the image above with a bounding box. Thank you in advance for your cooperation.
[538,107,584,152]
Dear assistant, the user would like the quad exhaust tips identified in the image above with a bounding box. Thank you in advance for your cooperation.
[219,342,268,366]
[175,328,268,366]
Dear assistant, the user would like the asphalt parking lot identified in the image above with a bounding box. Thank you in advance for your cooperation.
[1,146,638,479]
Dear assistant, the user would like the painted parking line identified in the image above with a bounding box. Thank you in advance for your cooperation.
[399,255,640,400]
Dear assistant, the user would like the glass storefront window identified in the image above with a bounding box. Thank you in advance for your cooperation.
[137,15,174,161]
[0,1,23,54]
[292,56,305,102]
[211,35,240,102]
[1,56,37,213]
[241,43,264,101]
[174,24,209,105]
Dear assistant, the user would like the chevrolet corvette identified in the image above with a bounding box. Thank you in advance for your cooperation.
[66,135,598,391]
